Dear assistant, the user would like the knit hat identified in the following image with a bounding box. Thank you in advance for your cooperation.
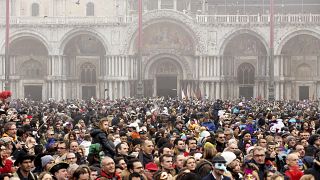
[41,155,54,167]
[221,151,237,165]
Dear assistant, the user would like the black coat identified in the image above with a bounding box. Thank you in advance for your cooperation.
[304,162,320,179]
[90,129,115,158]
[202,173,231,180]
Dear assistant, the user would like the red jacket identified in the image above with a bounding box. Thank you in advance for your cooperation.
[98,170,121,180]
[0,159,13,173]
[285,165,304,180]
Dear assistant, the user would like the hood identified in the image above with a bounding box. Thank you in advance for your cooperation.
[90,128,105,137]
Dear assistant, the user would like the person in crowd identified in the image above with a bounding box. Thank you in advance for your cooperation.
[49,162,69,180]
[12,153,37,180]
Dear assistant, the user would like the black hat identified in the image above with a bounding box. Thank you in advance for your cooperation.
[212,155,227,164]
[14,153,35,166]
[49,162,69,175]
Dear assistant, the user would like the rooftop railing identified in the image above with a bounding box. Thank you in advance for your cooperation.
[1,13,319,25]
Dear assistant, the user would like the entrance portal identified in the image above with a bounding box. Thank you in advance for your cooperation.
[239,86,254,99]
[299,86,309,100]
[82,86,96,99]
[157,76,177,97]
[24,85,42,101]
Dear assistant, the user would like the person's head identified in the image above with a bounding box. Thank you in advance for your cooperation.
[174,154,185,169]
[294,144,305,157]
[184,156,196,171]
[41,155,55,171]
[176,172,201,180]
[66,152,77,164]
[50,163,69,180]
[203,143,217,160]
[4,122,17,137]
[242,131,252,142]
[174,138,186,152]
[119,132,128,142]
[69,141,79,153]
[127,158,144,174]
[145,162,159,180]
[15,154,35,173]
[186,138,197,150]
[286,153,299,167]
[99,118,109,132]
[252,146,266,165]
[129,172,142,180]
[258,138,267,148]
[141,139,154,155]
[38,172,53,180]
[115,157,127,170]
[300,131,310,140]
[160,154,174,170]
[89,166,100,180]
[57,141,67,156]
[215,131,226,144]
[69,132,77,141]
[101,156,115,174]
[195,160,212,178]
[211,156,227,176]
[25,136,37,149]
[72,166,91,180]
[224,128,233,141]
[116,142,129,156]
[159,144,173,156]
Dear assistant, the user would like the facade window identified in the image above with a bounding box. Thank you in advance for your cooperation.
[161,0,174,9]
[80,63,96,84]
[22,59,42,78]
[31,3,39,17]
[86,2,94,16]
[237,63,255,85]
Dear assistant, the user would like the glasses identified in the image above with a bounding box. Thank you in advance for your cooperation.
[218,136,225,139]
[57,147,66,149]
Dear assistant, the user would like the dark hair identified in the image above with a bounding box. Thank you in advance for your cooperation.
[195,160,212,178]
[129,172,141,180]
[159,154,173,163]
[158,143,173,155]
[186,137,197,146]
[115,143,125,155]
[176,172,201,180]
[127,158,141,172]
[72,166,91,179]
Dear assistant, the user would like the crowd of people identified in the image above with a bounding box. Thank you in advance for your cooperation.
[0,95,320,180]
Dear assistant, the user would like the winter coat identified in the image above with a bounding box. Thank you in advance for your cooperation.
[90,128,115,158]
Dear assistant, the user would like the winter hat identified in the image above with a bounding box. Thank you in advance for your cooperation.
[221,151,237,165]
[41,155,54,167]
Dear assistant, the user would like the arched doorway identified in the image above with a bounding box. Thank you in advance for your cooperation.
[63,33,106,99]
[237,63,255,99]
[222,32,268,99]
[9,36,48,100]
[280,34,320,100]
[145,58,183,97]
[80,62,97,99]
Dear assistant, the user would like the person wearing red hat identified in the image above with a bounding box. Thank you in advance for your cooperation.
[144,162,158,180]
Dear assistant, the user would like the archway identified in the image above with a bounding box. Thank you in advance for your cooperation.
[9,36,48,100]
[280,34,320,100]
[237,63,255,99]
[145,57,184,97]
[222,32,267,99]
[63,33,106,99]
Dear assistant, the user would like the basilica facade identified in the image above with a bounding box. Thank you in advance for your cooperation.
[0,0,320,100]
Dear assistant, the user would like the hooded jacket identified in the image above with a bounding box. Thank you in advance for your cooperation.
[90,128,115,158]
